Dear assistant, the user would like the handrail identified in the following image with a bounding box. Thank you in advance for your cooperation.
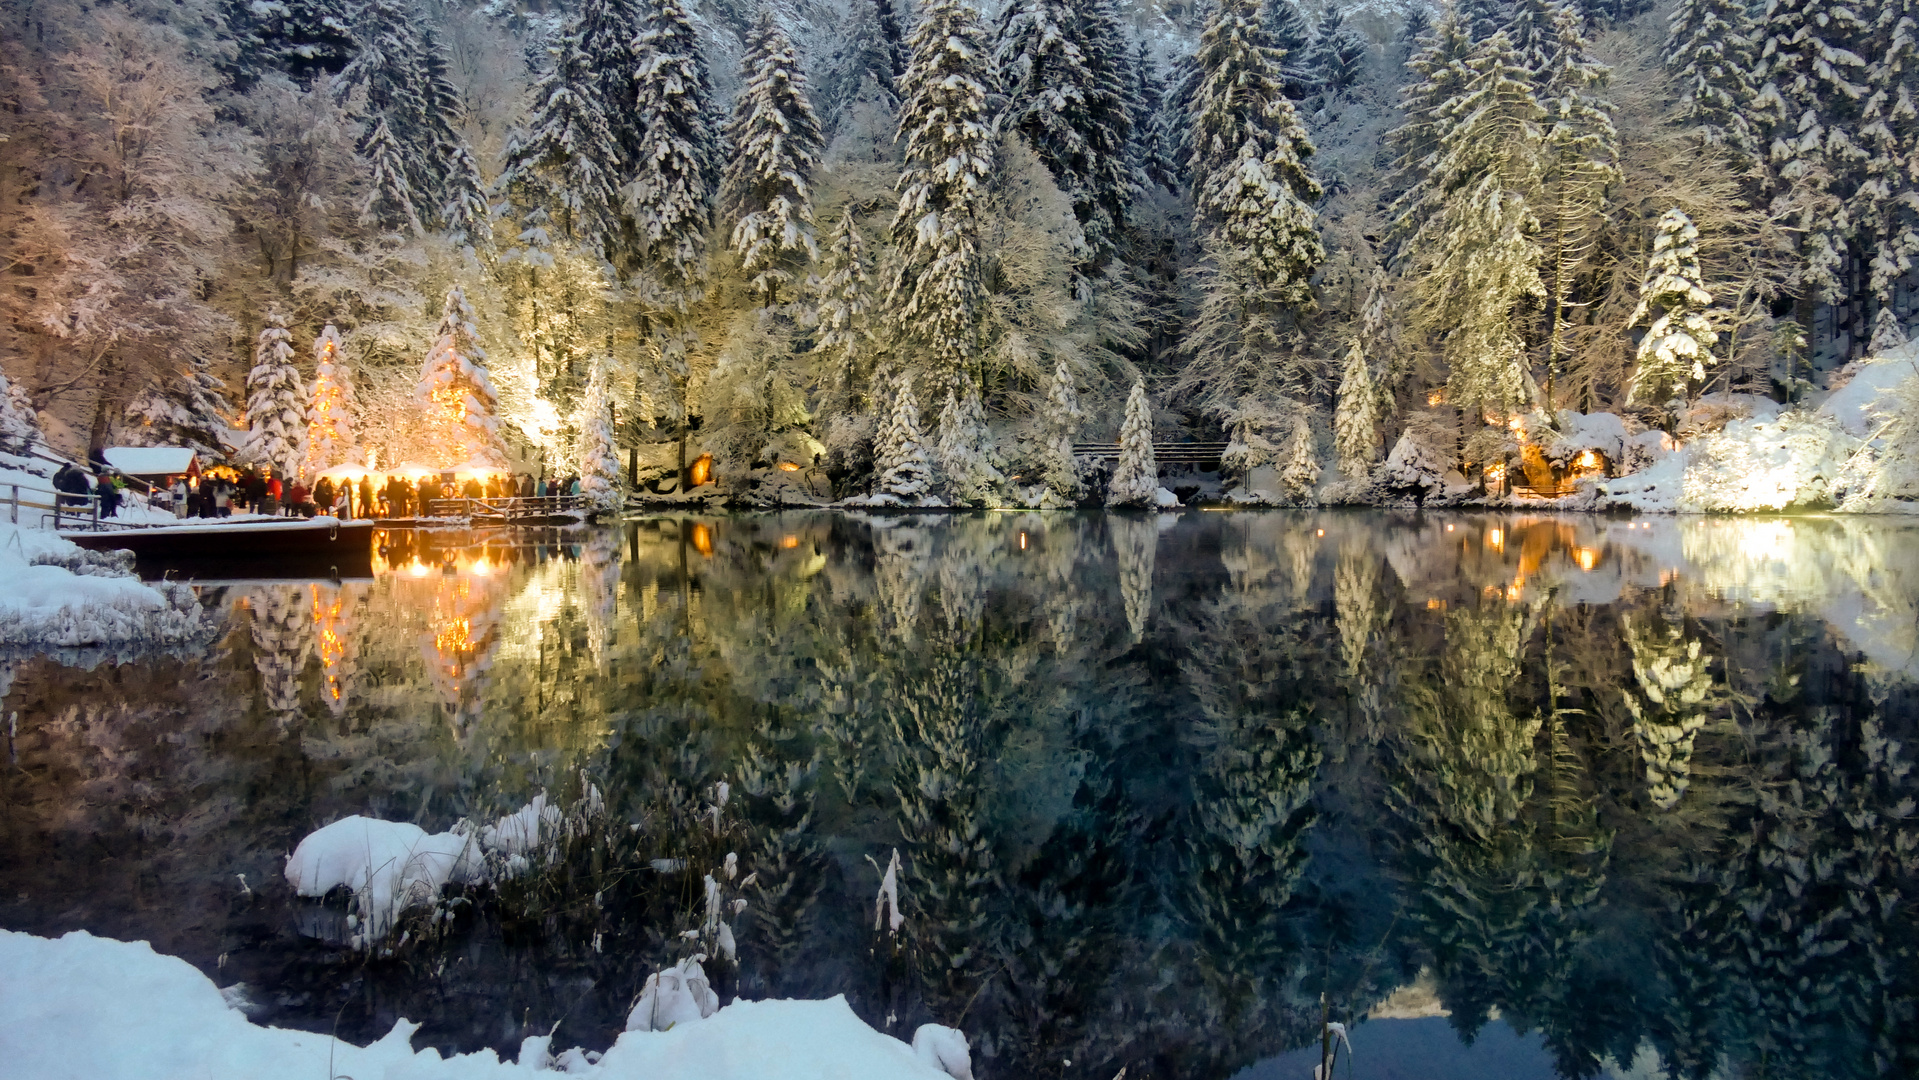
[421,494,588,519]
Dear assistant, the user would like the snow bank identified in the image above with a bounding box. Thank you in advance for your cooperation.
[0,929,961,1080]
[1819,339,1919,436]
[0,524,206,648]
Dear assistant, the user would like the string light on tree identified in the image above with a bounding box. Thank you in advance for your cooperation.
[416,287,508,469]
[302,323,360,480]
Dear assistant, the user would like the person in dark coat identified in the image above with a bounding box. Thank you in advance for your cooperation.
[98,472,123,518]
[313,476,336,514]
[358,476,374,519]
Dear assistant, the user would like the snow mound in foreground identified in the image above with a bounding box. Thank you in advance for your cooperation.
[284,816,485,941]
[0,524,205,648]
[0,929,962,1080]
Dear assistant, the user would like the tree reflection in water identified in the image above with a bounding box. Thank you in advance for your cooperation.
[1,511,1916,1080]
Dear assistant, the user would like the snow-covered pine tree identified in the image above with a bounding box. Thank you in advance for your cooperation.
[721,11,824,307]
[443,141,494,257]
[1070,0,1139,268]
[578,356,625,512]
[629,0,718,306]
[891,0,998,391]
[1504,0,1560,73]
[1400,31,1547,418]
[812,208,876,410]
[1108,379,1158,506]
[1262,0,1316,97]
[334,0,458,221]
[1859,0,1919,304]
[577,0,647,179]
[123,357,233,456]
[301,323,359,478]
[416,287,508,468]
[1279,411,1318,498]
[1753,0,1871,303]
[1870,306,1908,354]
[934,377,1006,505]
[1627,208,1720,404]
[1333,339,1379,478]
[243,310,309,479]
[1664,0,1758,157]
[361,116,424,233]
[498,20,623,253]
[1310,8,1370,95]
[1187,0,1325,302]
[819,0,904,129]
[1388,11,1476,203]
[1040,352,1084,502]
[1458,0,1513,42]
[876,372,935,500]
[1536,4,1619,406]
[1133,42,1182,192]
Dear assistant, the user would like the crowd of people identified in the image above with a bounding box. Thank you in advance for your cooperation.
[157,468,584,521]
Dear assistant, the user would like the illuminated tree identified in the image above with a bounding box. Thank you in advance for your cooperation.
[301,323,359,479]
[123,356,233,456]
[242,310,308,478]
[415,287,507,468]
[578,356,624,513]
[812,208,877,412]
[934,378,1005,506]
[875,372,934,501]
[1621,613,1716,809]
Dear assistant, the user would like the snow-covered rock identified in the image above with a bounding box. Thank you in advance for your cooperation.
[284,816,483,941]
[0,929,959,1080]
[911,1024,974,1080]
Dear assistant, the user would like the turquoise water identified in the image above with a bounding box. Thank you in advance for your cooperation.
[2,511,1916,1079]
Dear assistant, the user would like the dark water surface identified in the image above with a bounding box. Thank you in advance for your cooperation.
[3,511,1917,1080]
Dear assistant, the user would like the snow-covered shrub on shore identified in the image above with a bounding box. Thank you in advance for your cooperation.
[1680,410,1855,511]
[0,525,206,648]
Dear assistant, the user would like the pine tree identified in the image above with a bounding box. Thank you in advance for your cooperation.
[1279,411,1318,498]
[1504,0,1560,73]
[443,142,494,257]
[1859,0,1919,303]
[1133,42,1181,192]
[499,23,623,252]
[1536,4,1620,407]
[1870,305,1908,354]
[1458,0,1513,42]
[416,287,507,468]
[1310,8,1370,95]
[1334,340,1380,478]
[934,378,1006,505]
[875,372,935,500]
[1664,0,1759,157]
[1263,0,1317,97]
[334,0,459,222]
[819,0,904,128]
[813,208,877,411]
[301,323,359,479]
[1108,380,1158,506]
[361,117,424,233]
[1389,12,1477,200]
[243,310,309,479]
[1072,0,1139,267]
[578,356,625,512]
[1187,0,1325,301]
[1399,31,1547,417]
[123,357,233,457]
[1620,613,1716,809]
[1040,353,1084,502]
[1753,0,1871,302]
[721,11,825,307]
[1627,208,1720,404]
[629,0,718,305]
[890,0,997,388]
[578,0,647,177]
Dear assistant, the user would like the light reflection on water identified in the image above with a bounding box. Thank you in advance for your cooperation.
[1,510,1917,1080]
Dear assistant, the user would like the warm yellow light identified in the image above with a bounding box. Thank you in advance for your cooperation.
[469,558,491,577]
[1575,547,1599,571]
[410,560,431,578]
[1576,450,1601,470]
[1488,528,1504,548]
[1427,598,1445,610]
[691,523,714,556]
[1018,532,1027,550]
[1316,529,1325,537]
[690,455,713,487]
[1427,390,1444,407]
[1508,416,1524,432]
[781,535,800,549]
[777,461,800,472]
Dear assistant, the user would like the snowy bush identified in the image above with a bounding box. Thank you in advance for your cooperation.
[0,525,207,649]
[1108,380,1158,507]
[1680,410,1856,511]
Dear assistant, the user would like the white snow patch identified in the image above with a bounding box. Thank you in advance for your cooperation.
[284,816,483,941]
[0,929,959,1080]
[624,956,721,1032]
[0,523,206,648]
[1818,349,1919,437]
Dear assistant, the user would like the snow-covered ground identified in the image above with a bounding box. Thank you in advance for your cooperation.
[0,523,206,649]
[0,928,967,1080]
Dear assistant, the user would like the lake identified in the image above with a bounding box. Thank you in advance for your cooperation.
[2,510,1916,1080]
